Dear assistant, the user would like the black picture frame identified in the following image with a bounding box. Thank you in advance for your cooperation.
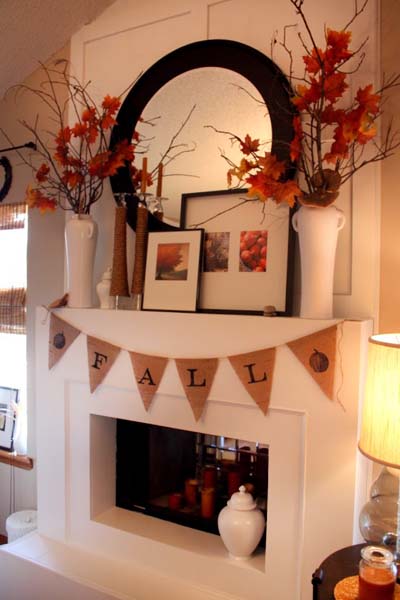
[142,228,204,313]
[180,189,294,316]
[0,386,19,451]
[109,39,295,233]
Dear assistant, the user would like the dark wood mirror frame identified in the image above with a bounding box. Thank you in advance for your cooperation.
[109,39,296,233]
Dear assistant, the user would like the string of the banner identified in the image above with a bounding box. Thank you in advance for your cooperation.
[48,309,277,361]
[41,294,69,325]
[48,309,345,364]
[335,320,346,412]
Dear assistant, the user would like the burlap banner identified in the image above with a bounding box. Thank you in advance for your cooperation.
[48,313,81,369]
[87,335,121,393]
[287,324,338,400]
[175,358,219,420]
[129,351,168,411]
[228,347,276,414]
[48,314,341,416]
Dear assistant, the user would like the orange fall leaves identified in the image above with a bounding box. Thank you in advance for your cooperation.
[228,26,382,207]
[27,94,135,213]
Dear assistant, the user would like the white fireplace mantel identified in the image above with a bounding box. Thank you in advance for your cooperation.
[1,309,372,599]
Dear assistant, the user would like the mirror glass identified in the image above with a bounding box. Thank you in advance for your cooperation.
[138,67,272,226]
[110,39,294,233]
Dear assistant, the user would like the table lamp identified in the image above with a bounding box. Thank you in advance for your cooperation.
[358,334,400,558]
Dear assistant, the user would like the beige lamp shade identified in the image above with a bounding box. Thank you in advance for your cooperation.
[358,334,400,468]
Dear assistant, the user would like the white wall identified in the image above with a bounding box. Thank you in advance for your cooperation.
[380,0,400,332]
[70,0,381,321]
[0,51,67,534]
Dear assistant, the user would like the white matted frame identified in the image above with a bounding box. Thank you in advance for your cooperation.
[0,386,19,451]
[143,229,204,312]
[180,189,294,314]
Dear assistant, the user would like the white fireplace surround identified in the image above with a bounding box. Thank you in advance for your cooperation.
[1,309,371,599]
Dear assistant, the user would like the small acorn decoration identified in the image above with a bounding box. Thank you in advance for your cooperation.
[309,348,329,373]
[53,332,66,350]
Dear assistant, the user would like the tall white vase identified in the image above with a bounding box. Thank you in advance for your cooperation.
[65,214,98,308]
[292,204,345,319]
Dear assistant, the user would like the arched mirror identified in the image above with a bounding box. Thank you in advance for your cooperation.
[109,39,295,232]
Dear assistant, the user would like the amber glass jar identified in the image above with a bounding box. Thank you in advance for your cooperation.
[359,546,396,600]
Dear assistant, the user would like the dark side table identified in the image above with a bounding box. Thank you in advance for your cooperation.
[312,543,366,600]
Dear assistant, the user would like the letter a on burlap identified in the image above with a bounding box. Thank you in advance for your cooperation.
[129,351,168,410]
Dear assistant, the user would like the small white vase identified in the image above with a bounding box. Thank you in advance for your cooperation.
[96,267,115,309]
[65,214,98,308]
[292,204,345,319]
[217,485,265,560]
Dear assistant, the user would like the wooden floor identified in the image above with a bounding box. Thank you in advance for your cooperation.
[0,534,8,544]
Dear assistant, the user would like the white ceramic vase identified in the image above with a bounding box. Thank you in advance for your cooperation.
[65,214,98,308]
[217,486,265,560]
[292,204,345,319]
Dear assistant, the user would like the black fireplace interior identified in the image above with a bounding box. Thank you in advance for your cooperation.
[116,419,268,542]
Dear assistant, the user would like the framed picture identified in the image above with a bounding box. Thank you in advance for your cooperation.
[180,189,294,315]
[0,386,19,451]
[143,229,204,312]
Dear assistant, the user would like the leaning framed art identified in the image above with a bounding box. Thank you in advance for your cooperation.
[180,188,294,315]
[142,228,204,312]
[0,386,19,451]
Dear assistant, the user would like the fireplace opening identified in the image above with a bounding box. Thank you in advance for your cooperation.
[116,419,268,543]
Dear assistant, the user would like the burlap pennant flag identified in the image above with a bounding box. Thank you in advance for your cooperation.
[287,324,338,400]
[87,335,121,393]
[48,313,81,369]
[175,358,219,420]
[129,351,168,410]
[228,347,276,414]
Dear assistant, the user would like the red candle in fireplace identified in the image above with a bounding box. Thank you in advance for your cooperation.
[168,493,183,511]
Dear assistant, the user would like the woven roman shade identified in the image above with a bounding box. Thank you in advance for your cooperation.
[0,202,26,230]
[0,203,27,334]
[0,287,26,334]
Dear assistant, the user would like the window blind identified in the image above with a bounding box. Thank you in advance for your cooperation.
[0,203,27,334]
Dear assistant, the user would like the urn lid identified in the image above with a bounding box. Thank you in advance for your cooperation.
[227,485,257,511]
[101,267,113,281]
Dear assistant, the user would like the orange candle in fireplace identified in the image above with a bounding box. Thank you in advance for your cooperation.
[203,465,217,489]
[201,488,215,519]
[227,467,241,497]
[184,478,199,507]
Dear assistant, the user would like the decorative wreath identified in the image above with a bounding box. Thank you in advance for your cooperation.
[0,157,12,202]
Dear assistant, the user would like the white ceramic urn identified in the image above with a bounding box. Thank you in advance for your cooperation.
[96,267,115,309]
[217,485,265,560]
